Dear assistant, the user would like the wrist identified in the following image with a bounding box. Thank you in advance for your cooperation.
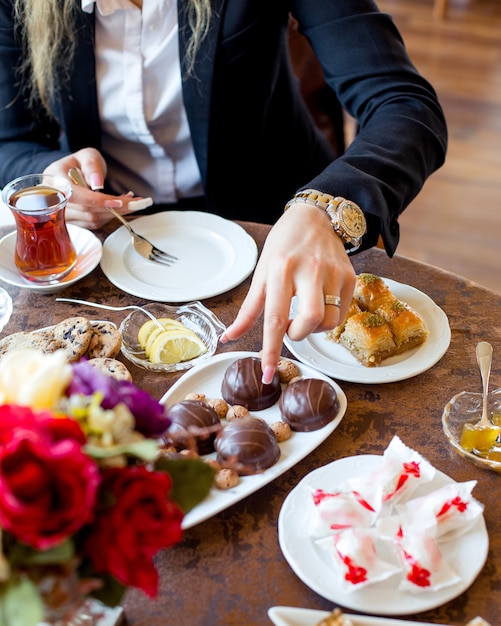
[284,188,367,253]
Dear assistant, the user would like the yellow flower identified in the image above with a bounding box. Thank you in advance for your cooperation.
[0,349,72,409]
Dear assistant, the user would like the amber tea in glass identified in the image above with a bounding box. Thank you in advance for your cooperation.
[2,174,76,283]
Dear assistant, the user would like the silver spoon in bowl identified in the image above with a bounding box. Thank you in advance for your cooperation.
[476,340,493,427]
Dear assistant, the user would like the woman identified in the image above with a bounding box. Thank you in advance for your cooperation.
[0,0,447,382]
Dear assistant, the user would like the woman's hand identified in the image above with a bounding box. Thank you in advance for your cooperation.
[43,148,152,230]
[222,203,356,383]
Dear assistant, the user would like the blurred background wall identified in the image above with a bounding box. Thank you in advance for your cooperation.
[376,0,501,293]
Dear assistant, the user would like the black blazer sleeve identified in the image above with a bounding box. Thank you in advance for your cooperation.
[292,0,447,253]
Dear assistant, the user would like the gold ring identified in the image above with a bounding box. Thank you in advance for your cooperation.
[324,294,341,307]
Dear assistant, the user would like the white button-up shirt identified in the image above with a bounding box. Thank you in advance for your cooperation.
[81,0,203,201]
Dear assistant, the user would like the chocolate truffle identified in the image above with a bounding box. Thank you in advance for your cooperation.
[279,378,339,432]
[221,356,281,410]
[164,400,221,455]
[214,416,281,475]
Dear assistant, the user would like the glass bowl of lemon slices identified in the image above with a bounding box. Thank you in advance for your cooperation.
[119,301,226,372]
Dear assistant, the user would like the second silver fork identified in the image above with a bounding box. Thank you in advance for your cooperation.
[68,167,178,266]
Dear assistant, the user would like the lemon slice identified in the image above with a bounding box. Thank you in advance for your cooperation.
[145,326,188,357]
[148,329,208,364]
[138,317,188,350]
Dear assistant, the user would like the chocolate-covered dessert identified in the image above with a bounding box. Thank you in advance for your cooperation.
[214,416,281,475]
[164,400,221,455]
[221,356,281,410]
[279,378,339,432]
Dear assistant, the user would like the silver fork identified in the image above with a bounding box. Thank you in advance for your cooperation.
[105,206,178,266]
[68,167,178,266]
[55,298,165,329]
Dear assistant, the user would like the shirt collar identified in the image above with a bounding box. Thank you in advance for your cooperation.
[81,0,137,15]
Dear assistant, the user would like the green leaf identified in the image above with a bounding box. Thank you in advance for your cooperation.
[9,539,74,567]
[0,577,44,626]
[89,573,126,608]
[155,457,215,513]
[85,439,160,462]
[76,556,126,607]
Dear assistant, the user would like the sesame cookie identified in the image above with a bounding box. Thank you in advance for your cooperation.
[0,332,32,358]
[0,330,63,359]
[88,357,132,381]
[87,321,122,359]
[52,317,93,362]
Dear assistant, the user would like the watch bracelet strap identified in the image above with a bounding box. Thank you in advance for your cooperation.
[284,188,365,251]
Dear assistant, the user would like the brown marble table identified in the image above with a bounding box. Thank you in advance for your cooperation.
[1,221,500,625]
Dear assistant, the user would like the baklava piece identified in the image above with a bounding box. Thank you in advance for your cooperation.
[353,272,392,311]
[327,301,362,343]
[375,295,428,354]
[338,311,397,367]
[327,273,428,366]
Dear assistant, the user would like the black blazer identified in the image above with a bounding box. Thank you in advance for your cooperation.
[0,0,447,254]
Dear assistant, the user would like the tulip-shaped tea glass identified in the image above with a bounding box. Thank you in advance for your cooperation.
[2,174,76,284]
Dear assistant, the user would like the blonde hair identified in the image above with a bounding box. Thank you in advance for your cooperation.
[14,0,212,116]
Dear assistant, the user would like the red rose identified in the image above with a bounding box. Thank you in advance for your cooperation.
[86,466,184,597]
[0,406,99,550]
[0,404,86,447]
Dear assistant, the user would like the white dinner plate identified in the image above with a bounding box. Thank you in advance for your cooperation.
[278,455,488,616]
[268,606,445,626]
[100,211,258,302]
[0,225,102,294]
[159,351,347,530]
[283,279,451,384]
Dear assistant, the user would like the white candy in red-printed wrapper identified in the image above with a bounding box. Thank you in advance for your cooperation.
[346,435,435,507]
[317,528,401,593]
[307,484,383,538]
[395,480,484,541]
[393,526,462,593]
[305,436,485,593]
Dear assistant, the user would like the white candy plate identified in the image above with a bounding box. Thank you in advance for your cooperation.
[278,455,488,616]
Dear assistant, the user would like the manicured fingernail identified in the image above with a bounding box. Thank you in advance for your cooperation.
[262,365,275,385]
[219,333,228,344]
[90,174,104,190]
[127,197,153,211]
[104,199,123,209]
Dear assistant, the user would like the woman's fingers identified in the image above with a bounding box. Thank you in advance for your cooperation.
[223,204,357,382]
[42,150,153,229]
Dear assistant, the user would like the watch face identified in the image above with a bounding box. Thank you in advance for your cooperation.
[339,201,367,238]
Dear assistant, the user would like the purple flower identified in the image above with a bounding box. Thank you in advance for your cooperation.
[67,360,171,436]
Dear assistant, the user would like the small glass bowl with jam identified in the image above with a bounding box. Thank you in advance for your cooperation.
[442,387,501,472]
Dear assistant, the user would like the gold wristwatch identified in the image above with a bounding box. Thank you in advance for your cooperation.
[284,188,367,253]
